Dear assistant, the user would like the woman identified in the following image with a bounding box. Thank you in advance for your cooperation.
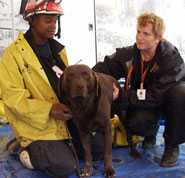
[93,12,185,167]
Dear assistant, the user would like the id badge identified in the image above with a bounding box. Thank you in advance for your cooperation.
[137,89,146,100]
[52,65,63,78]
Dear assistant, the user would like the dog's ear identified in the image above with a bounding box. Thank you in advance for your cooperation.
[92,71,100,97]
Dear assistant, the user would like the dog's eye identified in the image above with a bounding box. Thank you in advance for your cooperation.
[82,72,91,80]
[81,71,89,76]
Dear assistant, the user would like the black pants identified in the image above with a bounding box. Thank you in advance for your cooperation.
[126,108,160,137]
[126,82,185,146]
[26,140,78,178]
[163,82,185,145]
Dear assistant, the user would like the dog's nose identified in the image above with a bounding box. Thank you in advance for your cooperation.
[76,84,85,90]
[72,96,85,103]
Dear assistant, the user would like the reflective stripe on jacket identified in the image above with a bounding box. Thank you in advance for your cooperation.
[0,88,5,117]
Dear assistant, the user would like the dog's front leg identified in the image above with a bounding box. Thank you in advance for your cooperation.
[104,122,116,178]
[79,132,93,178]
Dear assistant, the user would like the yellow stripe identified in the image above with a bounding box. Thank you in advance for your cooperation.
[58,48,68,66]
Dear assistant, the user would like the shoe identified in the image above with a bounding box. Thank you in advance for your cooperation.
[160,145,179,167]
[142,136,156,149]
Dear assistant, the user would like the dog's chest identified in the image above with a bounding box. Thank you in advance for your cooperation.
[75,115,105,133]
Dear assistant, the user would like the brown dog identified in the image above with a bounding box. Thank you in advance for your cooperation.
[58,64,117,178]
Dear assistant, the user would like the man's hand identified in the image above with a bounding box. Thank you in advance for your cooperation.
[113,83,119,100]
[50,103,72,121]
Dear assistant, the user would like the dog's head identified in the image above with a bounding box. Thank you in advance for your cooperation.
[58,64,99,105]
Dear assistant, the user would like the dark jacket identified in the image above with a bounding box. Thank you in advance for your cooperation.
[93,40,185,109]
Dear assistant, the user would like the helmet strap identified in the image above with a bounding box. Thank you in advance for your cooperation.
[55,16,61,39]
[20,0,29,14]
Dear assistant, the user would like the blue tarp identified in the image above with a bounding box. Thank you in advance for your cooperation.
[0,125,185,178]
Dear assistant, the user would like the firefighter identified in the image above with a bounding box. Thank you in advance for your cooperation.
[0,0,79,177]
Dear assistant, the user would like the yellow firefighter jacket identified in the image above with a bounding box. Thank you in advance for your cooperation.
[0,88,5,118]
[0,32,70,147]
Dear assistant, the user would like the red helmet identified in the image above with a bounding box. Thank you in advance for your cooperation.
[20,0,63,19]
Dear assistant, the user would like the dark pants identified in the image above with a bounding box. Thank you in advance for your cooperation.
[126,108,160,137]
[163,82,185,146]
[125,82,185,146]
[26,140,78,178]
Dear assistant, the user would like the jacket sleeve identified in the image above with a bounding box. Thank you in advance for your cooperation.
[92,46,134,80]
[128,45,185,109]
[0,50,53,130]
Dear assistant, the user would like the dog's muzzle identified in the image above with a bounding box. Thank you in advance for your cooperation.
[71,96,86,103]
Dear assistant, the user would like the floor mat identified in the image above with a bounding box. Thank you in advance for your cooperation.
[0,125,185,178]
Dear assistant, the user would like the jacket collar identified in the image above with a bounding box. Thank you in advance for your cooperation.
[24,29,65,55]
[14,32,51,86]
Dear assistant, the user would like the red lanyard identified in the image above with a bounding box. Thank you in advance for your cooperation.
[140,59,149,89]
[125,59,155,90]
[125,65,133,91]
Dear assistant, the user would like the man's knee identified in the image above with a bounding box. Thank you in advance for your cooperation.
[126,109,160,136]
[165,83,185,103]
[164,83,185,117]
[26,140,77,177]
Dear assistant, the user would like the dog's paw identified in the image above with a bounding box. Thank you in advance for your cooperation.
[80,165,93,178]
[105,167,116,178]
[129,148,142,159]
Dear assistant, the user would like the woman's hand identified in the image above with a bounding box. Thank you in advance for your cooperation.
[113,83,119,100]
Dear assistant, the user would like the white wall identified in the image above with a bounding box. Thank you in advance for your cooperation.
[0,0,28,53]
[1,0,185,62]
[59,0,96,67]
[0,0,97,68]
[96,0,185,61]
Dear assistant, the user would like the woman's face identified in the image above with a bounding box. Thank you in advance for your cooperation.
[136,23,160,52]
[31,14,58,42]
